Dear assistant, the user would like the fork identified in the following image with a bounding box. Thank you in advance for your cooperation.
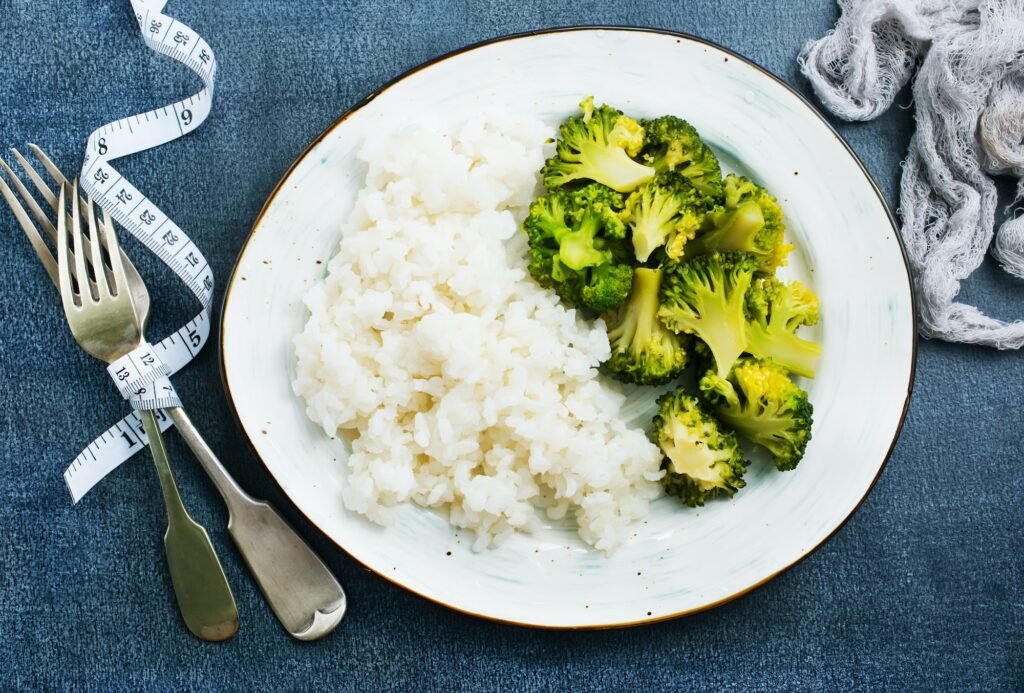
[1,145,347,640]
[55,180,240,641]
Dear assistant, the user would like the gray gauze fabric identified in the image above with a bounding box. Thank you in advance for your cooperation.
[800,0,1024,347]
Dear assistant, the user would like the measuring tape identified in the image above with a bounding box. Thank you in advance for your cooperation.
[65,0,217,503]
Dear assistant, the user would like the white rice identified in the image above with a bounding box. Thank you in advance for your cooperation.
[293,115,664,552]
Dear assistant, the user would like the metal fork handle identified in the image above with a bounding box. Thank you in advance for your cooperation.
[167,406,346,640]
[139,410,239,641]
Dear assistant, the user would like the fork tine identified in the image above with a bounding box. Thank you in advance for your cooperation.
[21,145,93,221]
[96,206,118,294]
[0,159,59,287]
[101,205,130,300]
[56,184,78,311]
[84,196,109,298]
[26,143,71,190]
[70,180,91,303]
[11,147,58,211]
[1,155,59,243]
[17,146,105,247]
[4,152,111,294]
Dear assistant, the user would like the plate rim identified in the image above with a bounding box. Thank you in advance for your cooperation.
[219,25,919,629]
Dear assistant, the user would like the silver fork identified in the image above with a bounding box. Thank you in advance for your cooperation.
[55,179,239,641]
[1,145,346,640]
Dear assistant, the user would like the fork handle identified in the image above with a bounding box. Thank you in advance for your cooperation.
[166,406,347,640]
[140,410,239,641]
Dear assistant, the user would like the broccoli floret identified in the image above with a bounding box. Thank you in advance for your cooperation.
[558,201,615,271]
[523,187,634,312]
[623,171,708,263]
[533,256,632,314]
[524,190,571,291]
[527,239,555,280]
[542,97,656,193]
[523,188,573,247]
[565,183,628,240]
[745,277,822,378]
[580,263,634,312]
[700,358,813,471]
[639,115,723,200]
[658,251,757,379]
[603,268,688,385]
[686,174,792,274]
[654,389,747,507]
[567,180,627,211]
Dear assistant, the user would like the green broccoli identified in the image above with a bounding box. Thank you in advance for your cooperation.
[542,97,656,193]
[685,174,792,274]
[700,357,813,471]
[639,115,723,200]
[688,339,720,381]
[559,203,614,270]
[579,263,634,312]
[745,277,821,379]
[567,180,627,212]
[623,171,707,263]
[565,183,628,240]
[528,250,633,313]
[603,267,688,385]
[523,187,633,312]
[654,389,747,507]
[657,251,757,379]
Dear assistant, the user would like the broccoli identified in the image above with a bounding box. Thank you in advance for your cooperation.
[685,174,792,274]
[565,182,628,239]
[528,249,633,313]
[623,171,708,263]
[699,357,813,471]
[579,263,634,312]
[639,115,723,200]
[523,187,633,312]
[657,251,757,379]
[745,277,821,379]
[559,202,615,270]
[688,339,721,382]
[568,180,627,212]
[654,389,747,507]
[603,267,688,385]
[542,97,656,193]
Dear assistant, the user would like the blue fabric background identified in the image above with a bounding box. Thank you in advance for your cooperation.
[1,1,1021,690]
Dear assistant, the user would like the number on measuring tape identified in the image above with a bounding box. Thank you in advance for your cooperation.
[65,0,217,503]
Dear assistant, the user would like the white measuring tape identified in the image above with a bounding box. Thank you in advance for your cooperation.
[65,0,217,503]
[106,343,183,410]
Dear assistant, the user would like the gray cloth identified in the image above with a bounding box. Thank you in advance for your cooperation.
[801,0,1024,347]
[0,0,1021,690]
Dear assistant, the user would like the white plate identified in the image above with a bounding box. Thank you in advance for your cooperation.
[221,28,915,628]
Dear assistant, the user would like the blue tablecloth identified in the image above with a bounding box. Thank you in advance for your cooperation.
[2,1,1021,689]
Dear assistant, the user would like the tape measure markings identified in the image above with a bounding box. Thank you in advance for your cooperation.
[64,0,217,503]
[65,410,177,504]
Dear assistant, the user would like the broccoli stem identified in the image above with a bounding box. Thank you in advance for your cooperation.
[689,202,765,256]
[629,268,662,355]
[632,202,678,263]
[667,283,747,378]
[578,141,656,193]
[560,234,607,270]
[559,213,609,271]
[607,268,659,349]
[716,410,789,437]
[715,202,765,247]
[703,319,746,379]
[745,327,821,379]
[662,418,736,488]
